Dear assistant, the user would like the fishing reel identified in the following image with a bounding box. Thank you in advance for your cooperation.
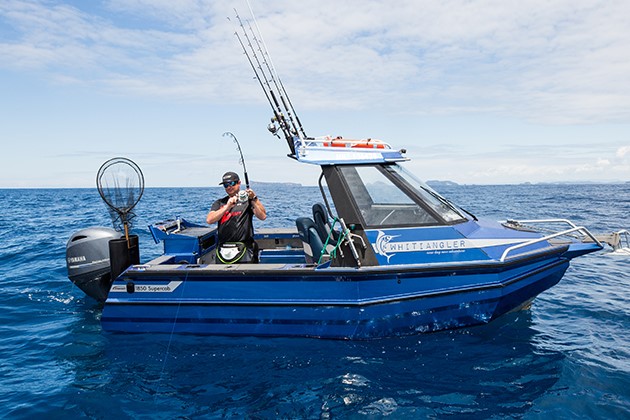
[238,190,249,203]
[267,121,279,135]
[268,115,294,138]
[268,117,280,137]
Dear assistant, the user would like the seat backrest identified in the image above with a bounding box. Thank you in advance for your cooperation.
[295,217,324,263]
[311,203,328,241]
[312,203,338,246]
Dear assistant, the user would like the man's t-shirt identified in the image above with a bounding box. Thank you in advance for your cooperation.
[210,195,255,244]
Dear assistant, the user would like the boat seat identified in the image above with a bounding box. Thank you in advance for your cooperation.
[312,203,339,250]
[295,217,325,264]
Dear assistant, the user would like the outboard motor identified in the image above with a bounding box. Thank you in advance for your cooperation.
[66,227,119,302]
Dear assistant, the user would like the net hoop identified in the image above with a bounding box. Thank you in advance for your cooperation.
[96,157,145,217]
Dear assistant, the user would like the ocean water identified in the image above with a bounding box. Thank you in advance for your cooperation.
[0,184,628,418]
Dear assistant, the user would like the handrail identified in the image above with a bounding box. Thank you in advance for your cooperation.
[505,218,578,229]
[500,225,602,262]
[615,229,630,250]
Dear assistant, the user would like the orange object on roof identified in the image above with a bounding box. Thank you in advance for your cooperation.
[351,138,386,149]
[322,136,387,149]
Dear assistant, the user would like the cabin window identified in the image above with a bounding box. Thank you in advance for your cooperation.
[383,164,466,223]
[339,165,466,227]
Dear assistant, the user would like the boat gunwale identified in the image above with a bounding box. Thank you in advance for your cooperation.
[105,258,569,307]
[121,244,574,279]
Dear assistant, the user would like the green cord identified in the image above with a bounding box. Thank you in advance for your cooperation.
[317,217,347,265]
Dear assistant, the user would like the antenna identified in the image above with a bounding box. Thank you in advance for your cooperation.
[230,4,307,156]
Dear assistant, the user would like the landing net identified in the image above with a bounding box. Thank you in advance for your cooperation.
[96,157,144,232]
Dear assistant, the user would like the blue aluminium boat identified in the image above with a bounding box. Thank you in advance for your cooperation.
[91,137,603,338]
[65,12,615,339]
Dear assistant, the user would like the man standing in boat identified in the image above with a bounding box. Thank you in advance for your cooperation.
[206,171,266,263]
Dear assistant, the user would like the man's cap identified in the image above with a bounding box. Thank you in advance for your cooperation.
[220,171,240,185]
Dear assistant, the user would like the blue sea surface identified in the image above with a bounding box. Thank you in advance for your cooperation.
[0,184,629,418]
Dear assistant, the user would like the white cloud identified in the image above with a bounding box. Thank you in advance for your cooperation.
[404,140,630,184]
[1,0,629,123]
[0,0,629,187]
[596,158,611,166]
[616,146,630,158]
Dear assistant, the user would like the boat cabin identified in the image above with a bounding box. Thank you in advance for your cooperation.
[293,162,469,267]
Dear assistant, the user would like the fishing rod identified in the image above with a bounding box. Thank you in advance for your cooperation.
[245,0,307,139]
[223,132,250,188]
[230,4,308,155]
[232,10,294,147]
[233,10,289,138]
[245,19,304,140]
[229,16,291,143]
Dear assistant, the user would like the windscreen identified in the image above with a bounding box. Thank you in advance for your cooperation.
[339,164,466,227]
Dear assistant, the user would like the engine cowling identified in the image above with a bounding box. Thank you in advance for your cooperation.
[66,227,120,302]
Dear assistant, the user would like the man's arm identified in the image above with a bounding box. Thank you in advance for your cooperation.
[251,197,266,221]
[247,189,267,220]
[206,196,237,224]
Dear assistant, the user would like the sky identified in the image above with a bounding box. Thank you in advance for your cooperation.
[1,0,629,188]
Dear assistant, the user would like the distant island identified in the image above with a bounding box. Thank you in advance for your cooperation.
[426,180,460,187]
[227,180,627,188]
[250,181,302,188]
[425,180,628,187]
[527,181,629,185]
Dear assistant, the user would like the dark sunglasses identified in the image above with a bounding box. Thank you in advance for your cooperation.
[222,181,238,188]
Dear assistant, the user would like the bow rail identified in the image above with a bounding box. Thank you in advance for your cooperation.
[501,219,603,262]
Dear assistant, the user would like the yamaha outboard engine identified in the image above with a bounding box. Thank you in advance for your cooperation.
[66,227,119,302]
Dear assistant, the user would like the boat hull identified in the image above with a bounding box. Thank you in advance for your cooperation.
[101,253,569,339]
